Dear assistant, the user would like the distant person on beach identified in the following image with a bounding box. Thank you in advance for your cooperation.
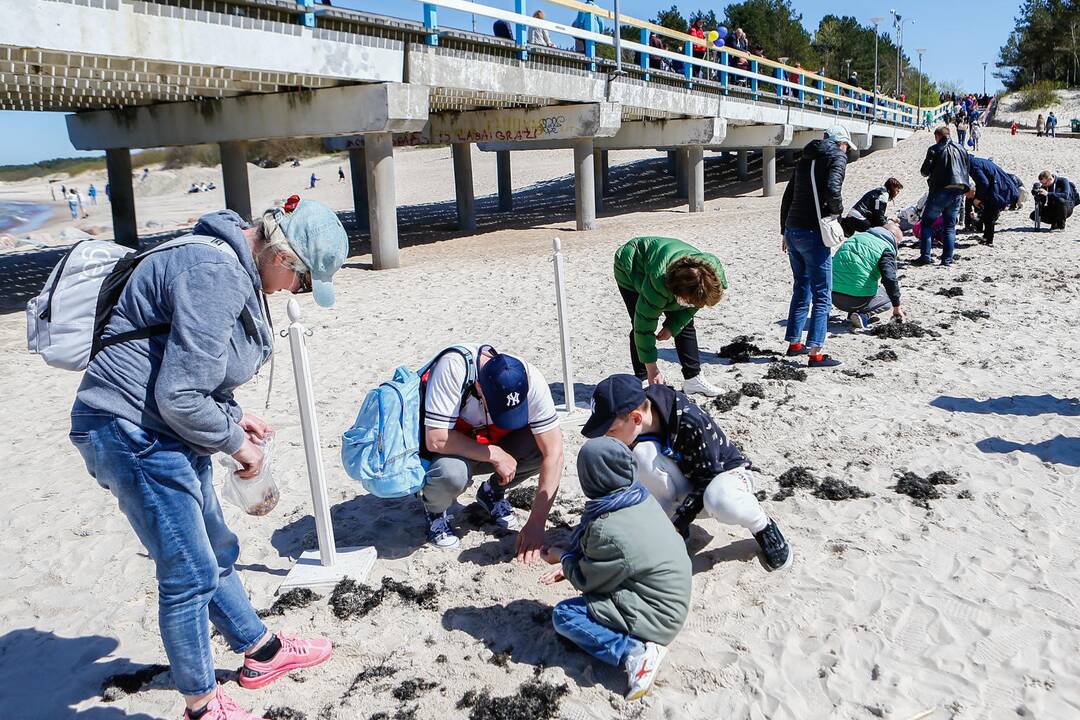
[831,224,907,329]
[309,173,318,189]
[141,167,150,183]
[539,436,691,702]
[337,166,345,183]
[914,125,970,267]
[528,10,555,47]
[69,198,348,720]
[105,183,111,201]
[66,189,79,219]
[969,120,982,150]
[965,156,1020,245]
[88,184,97,205]
[779,125,851,368]
[1032,170,1079,230]
[955,115,969,148]
[1036,114,1045,137]
[841,177,903,236]
[189,183,200,194]
[614,236,728,397]
[61,184,66,196]
[416,344,564,557]
[583,374,793,569]
[1046,112,1058,138]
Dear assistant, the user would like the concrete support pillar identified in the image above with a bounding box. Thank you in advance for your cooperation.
[364,132,399,270]
[762,146,777,197]
[496,150,513,211]
[601,150,610,196]
[675,148,689,199]
[593,151,604,212]
[667,150,677,175]
[737,149,749,180]
[219,141,251,222]
[572,138,597,231]
[105,148,137,248]
[687,145,704,213]
[452,143,476,233]
[348,146,369,231]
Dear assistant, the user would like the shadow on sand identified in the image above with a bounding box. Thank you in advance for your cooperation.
[931,394,1080,417]
[975,435,1080,467]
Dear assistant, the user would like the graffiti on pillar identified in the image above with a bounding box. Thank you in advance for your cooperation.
[430,115,570,144]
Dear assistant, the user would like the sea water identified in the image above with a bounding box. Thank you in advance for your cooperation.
[0,202,53,235]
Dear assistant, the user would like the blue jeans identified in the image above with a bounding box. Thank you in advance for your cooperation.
[919,188,965,263]
[784,226,833,349]
[551,597,642,666]
[69,401,266,697]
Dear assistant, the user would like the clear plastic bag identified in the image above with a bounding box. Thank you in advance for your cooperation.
[219,433,280,516]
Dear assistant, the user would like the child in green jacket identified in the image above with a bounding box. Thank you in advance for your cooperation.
[541,436,691,701]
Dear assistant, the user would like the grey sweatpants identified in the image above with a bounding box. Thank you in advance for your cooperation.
[421,427,543,514]
[832,289,892,316]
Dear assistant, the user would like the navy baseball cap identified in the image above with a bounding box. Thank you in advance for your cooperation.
[479,352,530,430]
[581,374,647,438]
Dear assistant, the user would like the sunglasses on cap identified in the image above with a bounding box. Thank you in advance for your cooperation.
[281,255,312,294]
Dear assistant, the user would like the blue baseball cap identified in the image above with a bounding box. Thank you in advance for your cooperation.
[581,374,646,438]
[274,198,348,308]
[478,352,530,430]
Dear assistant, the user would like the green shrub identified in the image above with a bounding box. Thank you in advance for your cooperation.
[1015,80,1063,111]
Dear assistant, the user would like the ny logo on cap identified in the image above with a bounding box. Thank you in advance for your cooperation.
[506,392,521,407]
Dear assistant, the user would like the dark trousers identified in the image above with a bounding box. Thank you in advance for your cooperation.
[618,286,701,380]
[839,216,871,237]
[1037,194,1074,227]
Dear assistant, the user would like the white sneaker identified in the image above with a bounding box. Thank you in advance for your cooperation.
[682,375,721,397]
[426,512,460,549]
[476,482,521,531]
[624,641,668,701]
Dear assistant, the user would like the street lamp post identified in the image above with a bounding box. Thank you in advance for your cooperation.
[982,61,988,95]
[871,17,884,120]
[916,48,926,126]
[890,10,914,97]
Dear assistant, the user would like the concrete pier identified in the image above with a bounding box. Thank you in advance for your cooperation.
[762,146,777,197]
[675,148,688,199]
[572,139,596,231]
[593,152,604,212]
[219,140,251,222]
[687,146,704,213]
[496,150,512,211]
[452,143,476,232]
[348,146,368,231]
[364,133,399,270]
[105,148,137,248]
[737,149,749,180]
[601,150,610,196]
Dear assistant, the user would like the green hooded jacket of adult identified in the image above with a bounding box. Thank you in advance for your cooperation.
[832,228,894,297]
[613,237,728,364]
[562,437,692,646]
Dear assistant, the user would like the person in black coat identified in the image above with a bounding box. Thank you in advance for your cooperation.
[840,178,903,236]
[965,156,1020,245]
[914,126,971,267]
[778,126,850,369]
[1032,170,1079,230]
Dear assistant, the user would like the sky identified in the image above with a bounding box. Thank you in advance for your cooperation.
[0,0,1016,165]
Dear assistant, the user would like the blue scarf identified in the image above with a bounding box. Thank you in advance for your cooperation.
[562,481,650,564]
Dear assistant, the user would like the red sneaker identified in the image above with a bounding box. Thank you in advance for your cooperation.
[182,688,263,719]
[238,633,332,690]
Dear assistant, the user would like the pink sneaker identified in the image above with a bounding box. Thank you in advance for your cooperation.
[182,687,262,719]
[238,633,333,690]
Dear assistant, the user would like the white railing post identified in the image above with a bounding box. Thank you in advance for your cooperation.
[552,238,577,415]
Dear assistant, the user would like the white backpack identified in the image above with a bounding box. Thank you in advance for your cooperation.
[27,236,237,371]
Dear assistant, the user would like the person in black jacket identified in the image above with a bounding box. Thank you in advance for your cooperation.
[914,126,971,267]
[840,178,903,236]
[1032,170,1079,229]
[965,156,1020,245]
[779,126,850,369]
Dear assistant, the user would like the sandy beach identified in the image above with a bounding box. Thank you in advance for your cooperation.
[0,126,1078,720]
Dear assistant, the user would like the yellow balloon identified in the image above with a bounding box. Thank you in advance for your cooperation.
[707,30,720,43]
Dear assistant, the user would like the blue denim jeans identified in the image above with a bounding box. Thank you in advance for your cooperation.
[551,597,642,666]
[919,188,965,264]
[784,226,833,349]
[69,400,266,697]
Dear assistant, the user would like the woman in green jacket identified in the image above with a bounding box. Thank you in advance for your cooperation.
[613,237,727,396]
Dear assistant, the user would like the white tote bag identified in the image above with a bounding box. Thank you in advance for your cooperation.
[810,159,847,249]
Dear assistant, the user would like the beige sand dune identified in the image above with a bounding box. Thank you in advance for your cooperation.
[0,127,1078,719]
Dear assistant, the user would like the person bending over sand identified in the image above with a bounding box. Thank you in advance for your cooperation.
[582,374,793,572]
[70,198,348,720]
[831,223,908,329]
[540,436,691,701]
[841,177,903,237]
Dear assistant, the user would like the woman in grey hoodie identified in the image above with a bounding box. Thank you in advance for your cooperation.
[69,198,348,720]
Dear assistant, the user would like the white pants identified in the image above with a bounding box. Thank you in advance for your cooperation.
[632,441,769,534]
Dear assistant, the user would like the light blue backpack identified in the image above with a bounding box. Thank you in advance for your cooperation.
[341,346,477,498]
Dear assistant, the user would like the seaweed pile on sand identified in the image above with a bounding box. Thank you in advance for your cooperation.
[263,707,307,720]
[765,362,807,382]
[869,321,939,340]
[457,679,569,720]
[717,336,781,363]
[330,577,439,620]
[936,286,964,298]
[772,466,871,502]
[260,588,321,618]
[893,470,960,509]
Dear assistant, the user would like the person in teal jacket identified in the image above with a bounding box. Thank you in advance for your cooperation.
[541,436,691,701]
[831,223,908,329]
[613,236,727,397]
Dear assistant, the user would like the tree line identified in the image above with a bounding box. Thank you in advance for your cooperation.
[997,0,1080,91]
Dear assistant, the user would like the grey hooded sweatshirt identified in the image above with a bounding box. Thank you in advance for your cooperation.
[76,211,274,456]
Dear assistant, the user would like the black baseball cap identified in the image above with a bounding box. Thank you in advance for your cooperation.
[581,374,647,438]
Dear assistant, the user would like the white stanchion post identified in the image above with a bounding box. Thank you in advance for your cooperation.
[278,298,376,593]
[552,238,585,423]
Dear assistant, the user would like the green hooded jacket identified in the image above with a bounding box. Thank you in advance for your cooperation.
[613,237,727,364]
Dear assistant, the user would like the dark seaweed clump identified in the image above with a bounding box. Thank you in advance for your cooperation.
[260,588,321,618]
[718,336,780,363]
[330,577,439,620]
[869,321,938,340]
[506,486,536,510]
[958,489,974,500]
[936,286,964,297]
[711,390,742,412]
[740,382,766,398]
[872,349,898,362]
[457,680,569,720]
[893,471,957,507]
[959,309,990,321]
[263,708,307,720]
[489,651,511,668]
[814,476,872,501]
[841,369,875,379]
[765,363,807,382]
[772,466,817,501]
[392,679,439,702]
[101,664,169,702]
